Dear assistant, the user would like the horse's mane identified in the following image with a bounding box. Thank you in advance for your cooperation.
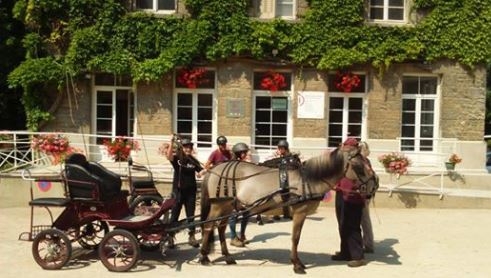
[259,153,302,169]
[303,148,345,182]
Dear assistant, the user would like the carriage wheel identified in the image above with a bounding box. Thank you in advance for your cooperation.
[32,229,72,270]
[98,229,140,272]
[129,195,164,216]
[77,220,109,250]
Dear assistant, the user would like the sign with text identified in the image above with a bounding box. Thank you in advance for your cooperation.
[297,91,325,119]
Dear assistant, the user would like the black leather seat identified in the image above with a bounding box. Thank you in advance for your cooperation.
[64,153,122,201]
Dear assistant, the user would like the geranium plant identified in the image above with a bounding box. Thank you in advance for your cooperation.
[378,152,411,175]
[103,137,140,161]
[31,133,77,164]
[260,71,287,92]
[177,67,208,88]
[448,153,462,164]
[335,71,361,93]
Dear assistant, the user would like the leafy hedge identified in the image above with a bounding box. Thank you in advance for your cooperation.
[7,0,491,130]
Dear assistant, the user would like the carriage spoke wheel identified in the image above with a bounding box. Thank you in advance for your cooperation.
[78,220,109,250]
[98,229,140,272]
[32,229,72,270]
[129,195,163,216]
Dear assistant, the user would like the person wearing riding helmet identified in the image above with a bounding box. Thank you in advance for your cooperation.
[229,142,251,247]
[266,139,293,221]
[204,135,233,170]
[166,135,203,249]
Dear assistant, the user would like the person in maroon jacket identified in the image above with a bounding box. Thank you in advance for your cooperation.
[204,135,232,170]
[332,137,367,267]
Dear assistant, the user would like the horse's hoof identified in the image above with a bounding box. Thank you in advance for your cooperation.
[293,266,306,274]
[225,258,237,265]
[199,256,211,265]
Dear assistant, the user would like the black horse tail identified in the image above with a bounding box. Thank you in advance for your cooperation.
[200,173,215,249]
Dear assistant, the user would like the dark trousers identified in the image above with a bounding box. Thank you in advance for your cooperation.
[229,211,249,239]
[335,190,344,237]
[170,187,197,234]
[340,201,364,260]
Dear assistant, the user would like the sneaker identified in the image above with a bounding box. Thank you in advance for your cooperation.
[230,237,245,247]
[347,259,367,267]
[331,253,350,261]
[188,234,200,248]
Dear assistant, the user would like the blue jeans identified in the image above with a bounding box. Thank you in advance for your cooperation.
[229,211,249,239]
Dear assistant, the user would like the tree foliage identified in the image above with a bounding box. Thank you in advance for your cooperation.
[5,0,491,130]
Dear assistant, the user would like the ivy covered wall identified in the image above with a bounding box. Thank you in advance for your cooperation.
[6,0,491,130]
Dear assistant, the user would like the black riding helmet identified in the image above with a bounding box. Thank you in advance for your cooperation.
[180,138,193,147]
[232,142,249,157]
[216,135,227,145]
[277,139,289,149]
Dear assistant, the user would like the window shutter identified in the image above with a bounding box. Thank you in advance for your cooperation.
[259,0,275,19]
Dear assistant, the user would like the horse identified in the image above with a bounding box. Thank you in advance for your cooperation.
[198,146,378,274]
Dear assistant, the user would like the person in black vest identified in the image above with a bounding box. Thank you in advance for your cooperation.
[166,135,203,248]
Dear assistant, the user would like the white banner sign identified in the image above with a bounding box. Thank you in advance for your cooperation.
[297,91,325,119]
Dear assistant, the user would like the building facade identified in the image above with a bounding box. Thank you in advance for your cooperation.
[40,0,487,171]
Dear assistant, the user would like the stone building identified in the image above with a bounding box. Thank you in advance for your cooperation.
[42,0,487,174]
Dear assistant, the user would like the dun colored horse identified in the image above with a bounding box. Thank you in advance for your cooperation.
[198,146,378,274]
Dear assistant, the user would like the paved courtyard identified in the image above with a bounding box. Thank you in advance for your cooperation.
[1,205,490,278]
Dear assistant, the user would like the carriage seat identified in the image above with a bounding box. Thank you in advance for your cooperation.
[64,153,122,201]
[29,197,70,207]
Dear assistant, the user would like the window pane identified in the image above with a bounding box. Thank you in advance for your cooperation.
[97,91,112,104]
[256,110,271,122]
[401,126,415,137]
[402,77,418,94]
[420,126,433,137]
[389,0,404,7]
[371,0,384,5]
[370,7,383,19]
[255,137,271,147]
[198,94,212,106]
[197,121,212,134]
[402,99,415,110]
[402,112,415,124]
[198,107,212,119]
[272,124,287,136]
[401,139,415,151]
[347,124,361,137]
[388,8,404,20]
[177,107,192,120]
[256,124,270,136]
[421,99,434,111]
[136,0,153,9]
[255,96,271,108]
[178,94,192,105]
[421,112,434,125]
[329,124,342,136]
[177,121,192,134]
[98,106,112,118]
[420,78,437,94]
[276,0,293,17]
[158,0,175,10]
[420,139,433,151]
[348,111,362,123]
[329,97,344,109]
[348,98,363,109]
[329,110,343,122]
[272,110,288,122]
[198,135,212,147]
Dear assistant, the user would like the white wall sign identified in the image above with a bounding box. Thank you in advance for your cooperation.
[297,91,325,119]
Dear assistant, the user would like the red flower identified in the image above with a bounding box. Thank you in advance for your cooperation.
[260,71,287,92]
[177,67,208,88]
[335,71,361,93]
[103,137,140,161]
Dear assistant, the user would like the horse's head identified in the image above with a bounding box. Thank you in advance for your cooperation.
[341,146,379,198]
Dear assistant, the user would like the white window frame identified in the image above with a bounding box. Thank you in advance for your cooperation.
[327,72,368,147]
[92,85,135,139]
[257,0,296,20]
[368,0,407,24]
[136,0,176,14]
[173,67,217,150]
[400,74,441,153]
[252,71,293,156]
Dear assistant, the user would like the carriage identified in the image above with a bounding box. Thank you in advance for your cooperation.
[22,144,378,274]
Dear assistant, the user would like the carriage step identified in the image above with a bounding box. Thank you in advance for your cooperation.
[29,197,70,207]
